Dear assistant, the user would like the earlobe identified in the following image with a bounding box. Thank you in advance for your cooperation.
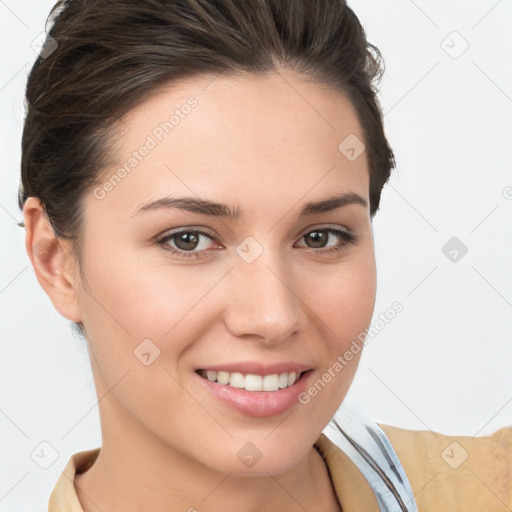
[23,197,83,323]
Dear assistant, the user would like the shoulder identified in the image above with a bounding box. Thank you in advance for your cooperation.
[379,423,512,511]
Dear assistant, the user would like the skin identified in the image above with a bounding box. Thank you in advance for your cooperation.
[24,69,377,512]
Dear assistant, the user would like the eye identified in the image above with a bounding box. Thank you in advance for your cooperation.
[156,228,219,259]
[295,226,358,254]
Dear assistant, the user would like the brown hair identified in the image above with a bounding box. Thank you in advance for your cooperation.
[19,0,395,263]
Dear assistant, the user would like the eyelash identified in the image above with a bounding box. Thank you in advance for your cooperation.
[155,225,358,260]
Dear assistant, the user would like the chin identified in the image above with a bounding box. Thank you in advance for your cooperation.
[197,439,310,477]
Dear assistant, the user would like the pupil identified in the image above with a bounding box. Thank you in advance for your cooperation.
[307,231,327,248]
[176,232,198,250]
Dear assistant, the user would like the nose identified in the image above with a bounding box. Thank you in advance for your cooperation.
[223,250,302,344]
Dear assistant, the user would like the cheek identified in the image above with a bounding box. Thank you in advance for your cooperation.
[76,248,221,430]
[303,261,375,379]
[76,247,234,411]
[308,250,377,346]
[78,240,221,341]
[301,251,376,400]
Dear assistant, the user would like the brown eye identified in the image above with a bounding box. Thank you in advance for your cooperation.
[296,227,358,254]
[303,230,330,248]
[173,232,201,251]
[156,229,219,259]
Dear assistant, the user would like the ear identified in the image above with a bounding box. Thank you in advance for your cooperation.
[23,197,83,323]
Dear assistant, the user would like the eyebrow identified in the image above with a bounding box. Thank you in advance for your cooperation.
[131,192,368,219]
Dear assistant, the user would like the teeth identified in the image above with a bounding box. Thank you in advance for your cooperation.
[262,374,279,391]
[200,370,302,391]
[217,371,229,385]
[245,374,263,391]
[229,372,245,389]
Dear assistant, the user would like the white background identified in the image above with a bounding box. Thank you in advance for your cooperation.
[1,0,511,510]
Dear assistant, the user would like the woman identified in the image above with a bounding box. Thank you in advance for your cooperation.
[19,0,511,510]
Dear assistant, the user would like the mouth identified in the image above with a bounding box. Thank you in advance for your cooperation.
[194,364,314,417]
[195,369,310,392]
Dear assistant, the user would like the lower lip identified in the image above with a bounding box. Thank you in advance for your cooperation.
[195,370,313,418]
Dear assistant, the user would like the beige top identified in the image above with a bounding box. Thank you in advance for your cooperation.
[48,423,512,511]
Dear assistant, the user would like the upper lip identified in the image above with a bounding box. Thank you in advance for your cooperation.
[197,361,312,376]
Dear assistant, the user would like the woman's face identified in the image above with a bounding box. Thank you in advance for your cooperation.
[74,70,376,475]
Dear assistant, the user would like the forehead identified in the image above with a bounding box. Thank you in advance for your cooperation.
[90,71,369,218]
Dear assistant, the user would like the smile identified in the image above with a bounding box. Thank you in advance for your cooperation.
[195,362,313,417]
[197,369,305,391]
